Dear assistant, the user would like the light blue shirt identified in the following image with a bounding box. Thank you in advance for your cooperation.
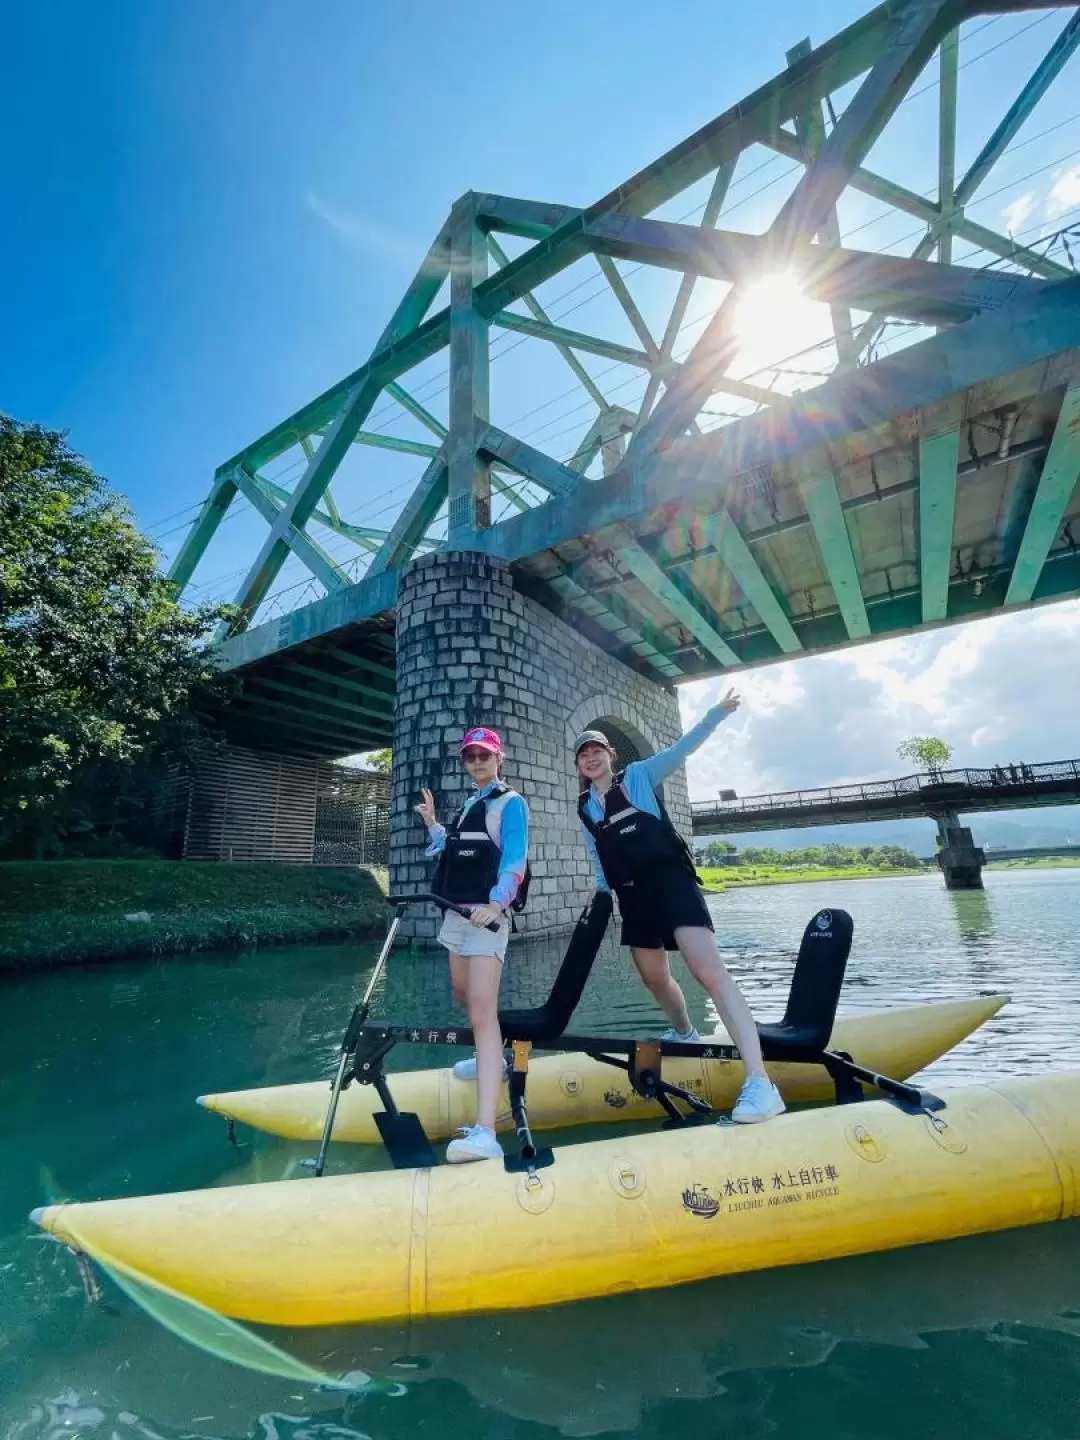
[424,781,530,909]
[579,704,732,892]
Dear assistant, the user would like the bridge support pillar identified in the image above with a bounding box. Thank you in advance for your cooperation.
[935,811,985,890]
[390,550,689,942]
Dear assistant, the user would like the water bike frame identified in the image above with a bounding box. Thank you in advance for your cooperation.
[313,893,944,1177]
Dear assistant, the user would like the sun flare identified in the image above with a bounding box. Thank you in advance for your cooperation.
[731,270,834,391]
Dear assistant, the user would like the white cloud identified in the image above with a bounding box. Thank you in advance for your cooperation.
[678,601,1080,803]
[304,192,420,263]
[1002,191,1037,234]
[1045,165,1080,221]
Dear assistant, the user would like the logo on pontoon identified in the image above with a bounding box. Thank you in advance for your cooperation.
[682,1183,720,1219]
[814,910,833,935]
[604,1090,628,1109]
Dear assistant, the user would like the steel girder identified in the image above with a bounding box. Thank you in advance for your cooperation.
[173,0,1080,706]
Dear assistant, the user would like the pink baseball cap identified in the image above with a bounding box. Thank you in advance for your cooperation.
[460,726,503,754]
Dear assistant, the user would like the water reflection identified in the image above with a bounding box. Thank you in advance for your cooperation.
[948,890,997,951]
[2,870,1080,1440]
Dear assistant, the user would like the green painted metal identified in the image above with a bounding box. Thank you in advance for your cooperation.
[491,310,650,370]
[288,660,394,703]
[168,0,1080,739]
[475,284,1080,566]
[353,432,439,459]
[367,451,448,578]
[232,469,351,591]
[477,426,580,496]
[637,160,736,429]
[168,472,237,592]
[322,645,396,681]
[1006,385,1080,604]
[581,214,1044,321]
[786,37,858,369]
[385,381,448,439]
[764,128,1073,280]
[373,220,452,353]
[953,11,1080,208]
[626,0,949,464]
[447,198,491,541]
[538,569,681,681]
[918,427,961,622]
[254,473,417,554]
[613,528,740,666]
[937,28,959,266]
[245,676,395,727]
[474,194,578,240]
[596,255,659,359]
[221,377,386,635]
[238,688,387,739]
[231,698,387,749]
[704,511,802,652]
[799,472,870,640]
[486,235,612,413]
[216,567,399,672]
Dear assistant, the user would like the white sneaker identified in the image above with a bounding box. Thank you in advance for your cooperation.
[730,1075,786,1124]
[446,1125,503,1163]
[661,1026,702,1043]
[452,1053,511,1082]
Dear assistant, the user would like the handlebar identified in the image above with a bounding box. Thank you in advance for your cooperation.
[386,892,502,933]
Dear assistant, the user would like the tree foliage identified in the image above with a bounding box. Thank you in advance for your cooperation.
[696,840,924,870]
[361,748,393,775]
[896,735,953,774]
[0,417,228,856]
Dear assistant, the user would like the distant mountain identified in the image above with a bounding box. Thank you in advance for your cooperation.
[695,805,1080,858]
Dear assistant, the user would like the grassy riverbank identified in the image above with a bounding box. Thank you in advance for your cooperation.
[0,860,388,973]
[698,863,924,891]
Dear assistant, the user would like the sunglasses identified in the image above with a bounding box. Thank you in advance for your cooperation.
[462,748,496,763]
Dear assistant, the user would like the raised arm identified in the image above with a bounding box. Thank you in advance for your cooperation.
[639,688,741,789]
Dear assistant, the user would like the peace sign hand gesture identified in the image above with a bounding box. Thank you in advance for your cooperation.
[414,787,437,828]
[717,687,742,718]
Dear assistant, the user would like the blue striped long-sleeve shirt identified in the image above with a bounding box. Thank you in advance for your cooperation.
[423,782,530,909]
[579,704,732,892]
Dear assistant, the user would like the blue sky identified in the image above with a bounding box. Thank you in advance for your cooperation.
[5,2,1080,791]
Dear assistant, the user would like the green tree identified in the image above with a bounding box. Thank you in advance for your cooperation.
[361,748,392,775]
[897,735,953,775]
[0,417,227,856]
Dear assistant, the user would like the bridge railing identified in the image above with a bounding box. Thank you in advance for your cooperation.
[689,759,1080,819]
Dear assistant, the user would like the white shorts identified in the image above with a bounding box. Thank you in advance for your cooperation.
[438,909,510,961]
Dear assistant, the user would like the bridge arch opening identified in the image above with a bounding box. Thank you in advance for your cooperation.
[585,714,652,768]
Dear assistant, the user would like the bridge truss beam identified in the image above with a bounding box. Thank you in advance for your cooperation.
[171,0,1080,701]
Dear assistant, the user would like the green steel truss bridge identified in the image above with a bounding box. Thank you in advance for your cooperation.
[171,0,1080,760]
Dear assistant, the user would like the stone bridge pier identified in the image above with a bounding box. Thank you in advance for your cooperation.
[934,811,986,890]
[389,551,690,942]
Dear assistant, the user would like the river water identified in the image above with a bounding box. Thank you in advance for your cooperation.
[2,870,1079,1438]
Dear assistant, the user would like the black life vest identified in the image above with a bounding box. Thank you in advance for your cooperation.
[577,772,699,893]
[433,783,531,912]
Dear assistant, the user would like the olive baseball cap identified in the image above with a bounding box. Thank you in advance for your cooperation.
[573,729,614,756]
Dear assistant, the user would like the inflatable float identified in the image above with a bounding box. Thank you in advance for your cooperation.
[33,899,1054,1328]
[196,994,1007,1144]
[30,1070,1080,1327]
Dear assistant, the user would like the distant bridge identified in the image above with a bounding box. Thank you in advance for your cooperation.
[983,843,1080,860]
[689,759,1080,835]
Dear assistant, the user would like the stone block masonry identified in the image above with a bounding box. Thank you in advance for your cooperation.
[391,550,690,941]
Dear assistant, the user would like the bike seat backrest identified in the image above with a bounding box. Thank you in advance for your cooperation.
[775,907,854,1050]
[498,891,614,1042]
